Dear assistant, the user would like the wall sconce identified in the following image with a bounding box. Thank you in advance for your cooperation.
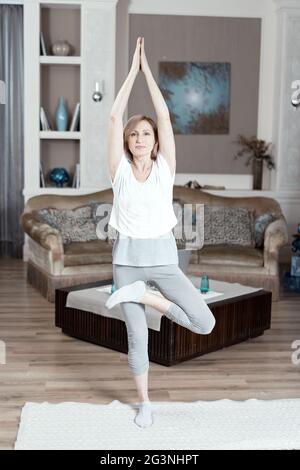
[291,95,300,107]
[92,80,104,102]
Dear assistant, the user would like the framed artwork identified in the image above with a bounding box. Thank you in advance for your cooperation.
[159,62,231,135]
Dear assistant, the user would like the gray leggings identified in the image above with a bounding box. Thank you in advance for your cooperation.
[113,264,216,376]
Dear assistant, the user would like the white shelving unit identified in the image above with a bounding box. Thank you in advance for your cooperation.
[23,0,118,200]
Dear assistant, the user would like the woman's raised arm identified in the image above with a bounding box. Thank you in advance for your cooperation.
[107,37,141,181]
[140,37,176,177]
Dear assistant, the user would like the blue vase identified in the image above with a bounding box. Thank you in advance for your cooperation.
[55,96,68,131]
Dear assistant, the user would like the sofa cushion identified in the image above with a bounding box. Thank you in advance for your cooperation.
[203,206,255,246]
[33,206,98,245]
[172,201,256,248]
[63,239,113,267]
[179,203,255,247]
[254,211,278,247]
[198,244,264,267]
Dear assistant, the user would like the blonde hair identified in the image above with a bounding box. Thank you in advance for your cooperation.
[123,114,159,162]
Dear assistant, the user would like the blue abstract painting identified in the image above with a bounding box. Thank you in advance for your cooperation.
[159,62,230,135]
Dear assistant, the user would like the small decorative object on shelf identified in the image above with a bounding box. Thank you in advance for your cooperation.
[55,96,68,131]
[184,180,225,190]
[69,102,80,131]
[233,135,276,190]
[49,168,70,187]
[39,162,45,188]
[200,274,210,293]
[40,107,51,130]
[40,32,48,56]
[72,163,80,188]
[52,40,71,56]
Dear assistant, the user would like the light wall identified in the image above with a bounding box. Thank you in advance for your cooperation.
[128,14,261,176]
[116,0,276,189]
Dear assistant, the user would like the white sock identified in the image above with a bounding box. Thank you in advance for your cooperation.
[134,401,153,428]
[105,280,146,309]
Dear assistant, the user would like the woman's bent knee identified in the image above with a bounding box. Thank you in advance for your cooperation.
[192,314,216,335]
[201,315,216,334]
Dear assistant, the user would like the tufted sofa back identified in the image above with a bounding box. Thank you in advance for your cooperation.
[24,185,284,220]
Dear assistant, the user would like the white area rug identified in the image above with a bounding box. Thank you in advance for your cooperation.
[15,398,300,450]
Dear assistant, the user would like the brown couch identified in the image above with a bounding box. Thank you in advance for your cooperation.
[20,186,288,302]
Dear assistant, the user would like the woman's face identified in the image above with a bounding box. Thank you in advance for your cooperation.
[127,120,156,158]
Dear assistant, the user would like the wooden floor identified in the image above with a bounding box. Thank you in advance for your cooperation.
[0,258,299,449]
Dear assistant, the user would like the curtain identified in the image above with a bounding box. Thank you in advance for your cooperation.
[0,5,24,258]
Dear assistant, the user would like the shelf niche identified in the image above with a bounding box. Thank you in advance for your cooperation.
[40,64,80,131]
[40,3,81,57]
[40,139,80,189]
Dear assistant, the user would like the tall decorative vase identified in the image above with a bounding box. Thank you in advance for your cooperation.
[55,96,68,131]
[252,158,263,190]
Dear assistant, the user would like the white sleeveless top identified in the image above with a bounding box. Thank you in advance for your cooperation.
[108,152,178,239]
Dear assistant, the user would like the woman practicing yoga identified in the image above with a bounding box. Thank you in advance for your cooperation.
[105,37,216,428]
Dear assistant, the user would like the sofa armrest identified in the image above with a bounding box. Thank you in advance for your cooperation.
[263,217,289,274]
[20,212,64,260]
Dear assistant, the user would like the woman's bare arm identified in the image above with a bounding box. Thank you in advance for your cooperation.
[108,37,141,181]
[140,37,176,176]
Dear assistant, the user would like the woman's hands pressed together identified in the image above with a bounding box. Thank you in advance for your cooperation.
[130,37,151,76]
[131,36,142,75]
[140,37,151,75]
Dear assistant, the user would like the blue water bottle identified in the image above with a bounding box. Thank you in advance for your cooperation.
[200,275,209,293]
[111,282,117,293]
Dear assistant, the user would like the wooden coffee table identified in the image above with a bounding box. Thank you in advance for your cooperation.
[55,279,272,366]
